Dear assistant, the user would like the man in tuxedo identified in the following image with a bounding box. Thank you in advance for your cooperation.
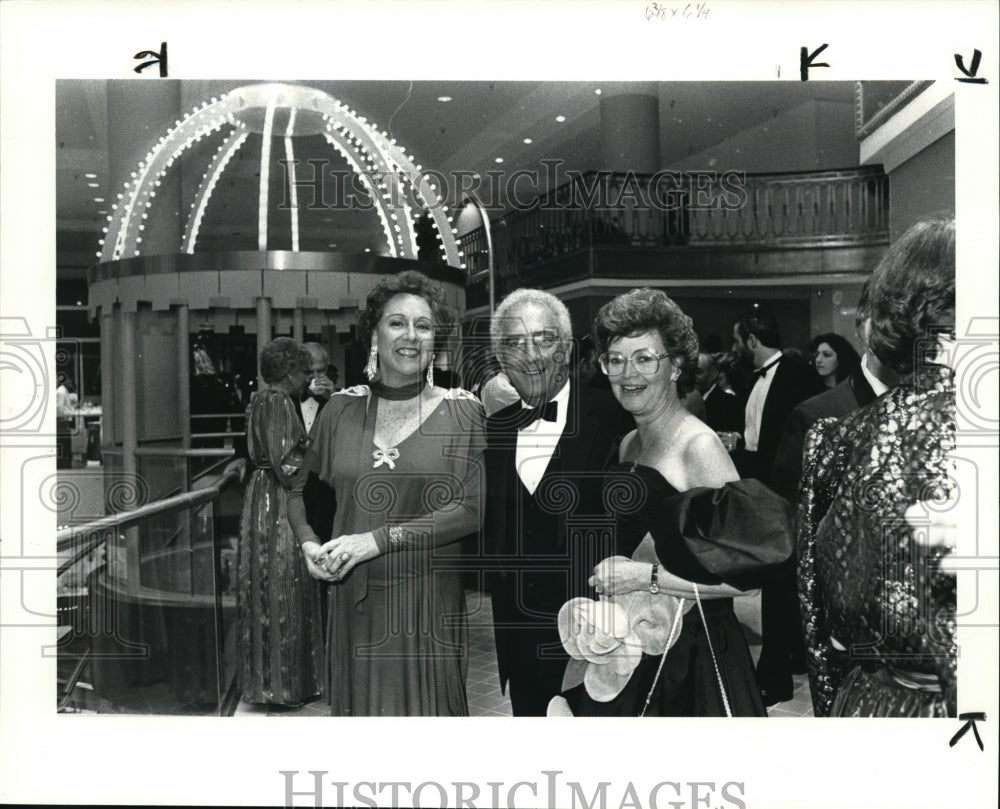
[694,351,743,433]
[771,285,896,502]
[484,289,621,716]
[731,307,822,707]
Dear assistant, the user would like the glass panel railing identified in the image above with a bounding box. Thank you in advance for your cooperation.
[56,467,241,715]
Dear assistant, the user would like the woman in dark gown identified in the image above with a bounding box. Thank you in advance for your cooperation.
[552,289,794,717]
[798,216,957,717]
[288,271,485,716]
[237,338,324,707]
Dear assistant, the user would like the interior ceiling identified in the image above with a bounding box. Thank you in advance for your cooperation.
[56,80,858,274]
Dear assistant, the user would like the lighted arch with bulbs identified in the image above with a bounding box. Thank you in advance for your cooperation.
[98,83,464,268]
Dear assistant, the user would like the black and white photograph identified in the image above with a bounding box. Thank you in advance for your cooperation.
[1,2,997,807]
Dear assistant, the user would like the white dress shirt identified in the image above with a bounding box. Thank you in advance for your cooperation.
[300,396,320,433]
[515,381,570,495]
[743,349,783,452]
[860,352,890,397]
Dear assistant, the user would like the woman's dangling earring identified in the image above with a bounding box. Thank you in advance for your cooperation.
[364,344,378,381]
[426,353,435,387]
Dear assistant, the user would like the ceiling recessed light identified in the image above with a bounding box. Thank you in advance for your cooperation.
[84,173,97,179]
[555,115,566,123]
[523,138,533,144]
[93,197,104,202]
[594,88,602,95]
[364,248,371,253]
[87,182,99,188]
[437,96,452,103]
[494,157,504,164]
[97,210,107,215]
[76,300,83,306]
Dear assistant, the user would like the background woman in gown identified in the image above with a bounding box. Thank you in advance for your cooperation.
[798,215,957,717]
[808,332,860,390]
[288,270,486,716]
[237,337,324,707]
[560,288,792,717]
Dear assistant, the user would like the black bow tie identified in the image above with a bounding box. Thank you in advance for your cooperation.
[755,356,782,378]
[494,400,559,430]
[523,401,558,425]
[300,391,323,403]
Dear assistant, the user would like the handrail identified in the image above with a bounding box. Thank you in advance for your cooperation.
[56,468,241,549]
[191,412,248,419]
[134,447,235,458]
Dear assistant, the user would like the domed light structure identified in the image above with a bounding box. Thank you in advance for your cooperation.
[101,82,462,268]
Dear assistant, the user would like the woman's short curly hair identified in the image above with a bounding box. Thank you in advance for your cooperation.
[357,270,454,349]
[866,215,955,376]
[593,288,700,389]
[259,337,310,385]
[808,332,861,383]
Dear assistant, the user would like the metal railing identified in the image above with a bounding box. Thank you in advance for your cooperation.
[56,466,242,715]
[459,166,889,278]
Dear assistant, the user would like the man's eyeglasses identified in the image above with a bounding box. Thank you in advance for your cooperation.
[599,350,671,377]
[499,330,561,352]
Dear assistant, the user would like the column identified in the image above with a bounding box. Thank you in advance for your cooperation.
[598,82,661,173]
[256,297,272,391]
[120,308,140,597]
[176,304,191,449]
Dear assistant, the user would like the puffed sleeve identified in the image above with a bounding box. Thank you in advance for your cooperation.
[653,479,795,590]
[371,395,487,553]
[254,392,307,489]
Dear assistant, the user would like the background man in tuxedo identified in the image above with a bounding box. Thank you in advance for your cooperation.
[695,351,743,433]
[731,307,822,706]
[484,289,621,716]
[771,282,896,502]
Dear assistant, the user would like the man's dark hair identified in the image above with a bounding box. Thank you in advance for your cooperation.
[734,308,781,349]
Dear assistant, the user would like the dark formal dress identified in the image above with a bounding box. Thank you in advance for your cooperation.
[798,366,956,717]
[560,465,795,717]
[736,355,822,703]
[296,386,485,716]
[485,383,620,716]
[237,389,325,705]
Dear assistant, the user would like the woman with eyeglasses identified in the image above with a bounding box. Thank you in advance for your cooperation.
[549,288,794,717]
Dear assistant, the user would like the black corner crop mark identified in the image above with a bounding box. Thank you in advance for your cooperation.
[800,43,830,82]
[134,42,167,77]
[949,712,986,751]
[955,49,987,84]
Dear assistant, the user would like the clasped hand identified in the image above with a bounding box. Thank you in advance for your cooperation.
[301,532,379,582]
[588,556,648,598]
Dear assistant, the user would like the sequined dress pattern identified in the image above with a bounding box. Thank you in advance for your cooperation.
[237,389,325,706]
[797,366,956,717]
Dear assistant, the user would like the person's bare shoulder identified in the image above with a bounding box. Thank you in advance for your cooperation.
[680,420,738,488]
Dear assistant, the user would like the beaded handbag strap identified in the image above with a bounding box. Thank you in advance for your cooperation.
[693,583,733,718]
[638,598,686,718]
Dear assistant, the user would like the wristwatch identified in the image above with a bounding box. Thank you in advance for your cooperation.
[387,524,404,550]
[649,564,660,594]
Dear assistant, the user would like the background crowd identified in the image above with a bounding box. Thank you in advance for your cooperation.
[231,214,957,718]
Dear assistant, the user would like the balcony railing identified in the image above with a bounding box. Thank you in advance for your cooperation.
[459,166,889,280]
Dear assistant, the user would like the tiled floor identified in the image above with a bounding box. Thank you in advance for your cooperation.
[236,588,813,718]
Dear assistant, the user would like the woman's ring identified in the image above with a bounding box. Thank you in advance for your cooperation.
[341,552,351,561]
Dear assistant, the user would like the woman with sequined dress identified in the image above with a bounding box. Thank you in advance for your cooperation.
[798,216,957,717]
[288,271,485,716]
[552,289,795,717]
[237,338,324,707]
